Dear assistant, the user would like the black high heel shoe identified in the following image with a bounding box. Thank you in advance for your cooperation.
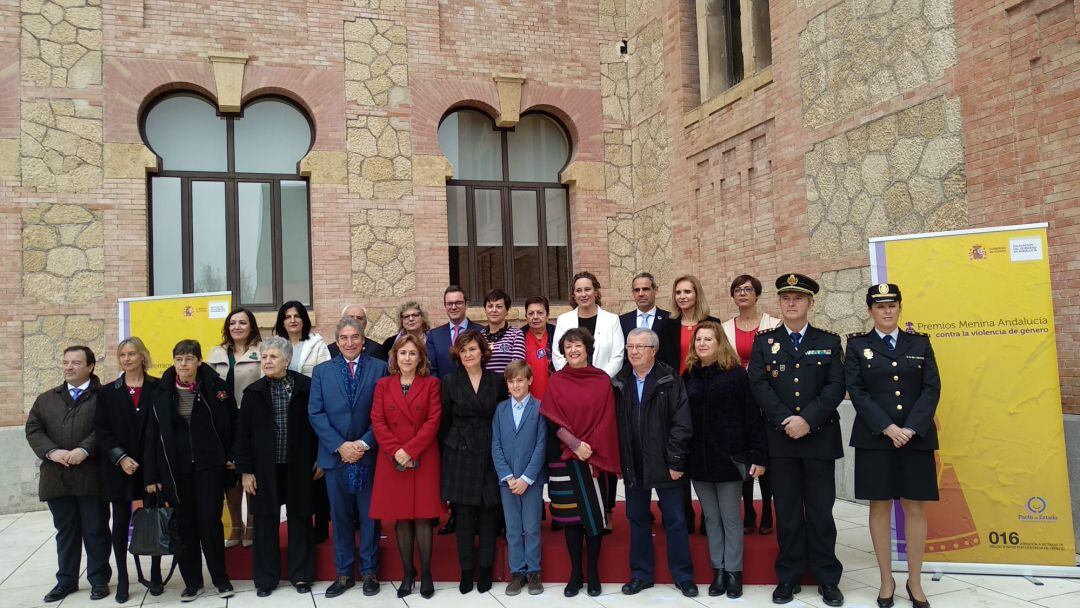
[877,577,895,608]
[420,572,435,599]
[906,581,930,608]
[397,570,416,598]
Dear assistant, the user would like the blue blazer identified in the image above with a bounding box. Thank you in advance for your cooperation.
[308,354,388,470]
[428,319,475,380]
[491,395,547,486]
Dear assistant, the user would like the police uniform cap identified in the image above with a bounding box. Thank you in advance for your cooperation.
[775,273,819,296]
[866,283,902,307]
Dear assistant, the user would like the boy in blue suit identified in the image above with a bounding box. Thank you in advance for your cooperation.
[491,361,547,595]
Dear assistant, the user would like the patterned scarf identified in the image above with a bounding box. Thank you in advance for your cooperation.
[339,358,366,492]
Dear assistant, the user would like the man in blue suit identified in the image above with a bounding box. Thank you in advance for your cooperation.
[308,317,388,598]
[619,272,670,338]
[427,285,473,380]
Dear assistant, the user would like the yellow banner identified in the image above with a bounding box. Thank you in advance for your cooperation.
[118,292,233,376]
[870,224,1074,566]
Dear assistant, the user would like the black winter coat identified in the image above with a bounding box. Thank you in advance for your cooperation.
[612,361,692,490]
[143,364,236,505]
[94,374,160,502]
[683,363,767,483]
[656,315,723,372]
[439,369,508,506]
[25,377,103,501]
[234,371,317,516]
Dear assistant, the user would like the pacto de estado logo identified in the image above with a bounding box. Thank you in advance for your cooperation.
[1026,496,1047,514]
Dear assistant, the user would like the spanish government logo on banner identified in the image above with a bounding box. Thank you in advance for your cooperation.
[119,292,232,376]
[870,224,1075,567]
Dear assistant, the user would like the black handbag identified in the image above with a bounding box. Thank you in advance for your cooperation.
[129,493,180,556]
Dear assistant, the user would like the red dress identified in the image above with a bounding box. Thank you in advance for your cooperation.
[734,324,758,369]
[369,374,446,520]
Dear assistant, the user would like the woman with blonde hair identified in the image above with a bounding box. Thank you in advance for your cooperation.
[381,300,433,354]
[682,321,766,598]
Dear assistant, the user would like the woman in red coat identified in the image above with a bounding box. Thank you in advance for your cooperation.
[371,333,443,599]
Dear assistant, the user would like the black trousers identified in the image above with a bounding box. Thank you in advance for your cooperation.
[312,476,330,540]
[742,470,774,520]
[175,467,229,588]
[770,457,842,585]
[109,501,161,586]
[454,503,499,570]
[253,464,317,590]
[598,472,617,513]
[47,495,112,588]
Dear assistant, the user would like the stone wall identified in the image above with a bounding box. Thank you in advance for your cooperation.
[344,17,409,108]
[604,129,633,206]
[21,315,104,412]
[347,116,412,199]
[631,112,669,202]
[607,213,636,296]
[628,19,664,122]
[350,209,416,298]
[606,204,673,301]
[816,266,872,338]
[798,0,957,129]
[20,0,102,89]
[806,96,966,259]
[21,99,102,192]
[22,203,104,304]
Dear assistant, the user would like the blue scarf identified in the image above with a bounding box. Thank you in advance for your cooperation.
[340,357,366,492]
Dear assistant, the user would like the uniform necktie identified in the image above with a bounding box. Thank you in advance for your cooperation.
[883,334,895,350]
[790,332,802,350]
[348,360,357,378]
[69,387,83,401]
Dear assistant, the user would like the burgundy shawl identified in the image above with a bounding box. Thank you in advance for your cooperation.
[540,365,621,475]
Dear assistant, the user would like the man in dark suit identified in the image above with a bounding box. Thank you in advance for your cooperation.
[328,304,387,361]
[619,272,670,338]
[308,318,388,598]
[748,274,845,607]
[427,285,473,379]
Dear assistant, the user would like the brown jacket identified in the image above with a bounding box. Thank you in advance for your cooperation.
[25,378,103,501]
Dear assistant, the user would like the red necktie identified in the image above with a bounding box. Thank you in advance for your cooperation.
[348,360,357,378]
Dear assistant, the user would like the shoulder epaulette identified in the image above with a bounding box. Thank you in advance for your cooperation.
[757,326,782,335]
[846,331,869,340]
[816,328,840,338]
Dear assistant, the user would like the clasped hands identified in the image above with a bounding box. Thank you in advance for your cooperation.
[337,440,369,463]
[47,448,88,467]
[883,424,916,448]
[506,477,529,496]
[781,415,810,439]
[393,448,414,469]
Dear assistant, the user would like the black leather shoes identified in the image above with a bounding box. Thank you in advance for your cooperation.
[586,577,601,597]
[295,582,311,594]
[709,569,727,596]
[677,581,698,597]
[148,581,164,597]
[621,578,653,595]
[256,588,272,597]
[215,582,235,599]
[90,585,109,601]
[180,586,203,603]
[725,571,744,599]
[114,585,129,604]
[362,573,380,596]
[563,580,581,597]
[877,577,895,608]
[325,576,354,598]
[772,583,801,604]
[44,585,77,603]
[819,584,844,607]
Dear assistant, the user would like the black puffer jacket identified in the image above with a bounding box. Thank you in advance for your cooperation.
[612,361,692,490]
[683,363,767,483]
[143,364,236,504]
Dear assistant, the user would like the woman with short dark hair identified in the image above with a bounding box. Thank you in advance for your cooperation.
[481,289,526,374]
[144,339,237,601]
[440,330,508,594]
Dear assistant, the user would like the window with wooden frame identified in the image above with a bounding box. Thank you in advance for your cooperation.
[697,0,773,101]
[437,109,573,303]
[142,93,313,309]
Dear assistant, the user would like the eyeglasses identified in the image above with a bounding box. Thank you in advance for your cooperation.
[732,287,756,295]
[401,312,421,320]
[626,344,655,351]
[444,301,466,308]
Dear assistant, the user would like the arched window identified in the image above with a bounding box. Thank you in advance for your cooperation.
[438,110,572,302]
[143,93,313,308]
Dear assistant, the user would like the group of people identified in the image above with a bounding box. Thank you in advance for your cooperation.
[25,270,941,608]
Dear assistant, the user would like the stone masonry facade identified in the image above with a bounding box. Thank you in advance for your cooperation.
[0,0,1077,441]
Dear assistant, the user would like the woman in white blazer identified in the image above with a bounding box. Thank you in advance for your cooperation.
[274,301,331,377]
[720,274,781,536]
[551,271,625,377]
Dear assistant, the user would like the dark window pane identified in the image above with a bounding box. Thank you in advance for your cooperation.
[234,100,312,174]
[752,0,772,70]
[545,188,570,300]
[702,0,744,97]
[511,190,541,298]
[507,114,570,182]
[474,189,505,294]
[151,177,182,295]
[238,182,273,305]
[191,181,227,293]
[438,110,503,180]
[144,95,227,172]
[447,185,469,292]
[280,181,311,304]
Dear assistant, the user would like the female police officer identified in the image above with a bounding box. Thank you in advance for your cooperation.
[845,284,940,608]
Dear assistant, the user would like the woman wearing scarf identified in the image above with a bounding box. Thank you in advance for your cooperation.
[541,327,620,598]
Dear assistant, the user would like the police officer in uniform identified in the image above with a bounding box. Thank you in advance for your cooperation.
[845,284,939,608]
[748,274,845,606]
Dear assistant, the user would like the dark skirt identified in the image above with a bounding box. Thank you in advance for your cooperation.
[441,446,500,507]
[854,448,939,501]
[547,459,607,536]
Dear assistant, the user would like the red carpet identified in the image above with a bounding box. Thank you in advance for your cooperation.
[225,501,806,585]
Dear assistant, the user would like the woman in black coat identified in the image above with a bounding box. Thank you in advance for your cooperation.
[683,321,766,599]
[440,330,508,594]
[234,337,319,596]
[94,338,162,602]
[144,340,237,601]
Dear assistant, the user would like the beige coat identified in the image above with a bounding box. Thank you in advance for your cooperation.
[721,312,782,347]
[207,344,263,397]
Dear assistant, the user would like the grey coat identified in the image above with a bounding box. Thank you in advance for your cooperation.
[25,378,103,501]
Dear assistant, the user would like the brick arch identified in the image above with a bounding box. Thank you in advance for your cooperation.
[242,65,344,150]
[104,57,217,144]
[242,86,316,122]
[520,103,580,156]
[440,99,501,125]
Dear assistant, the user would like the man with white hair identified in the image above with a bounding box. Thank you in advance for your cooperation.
[328,304,387,361]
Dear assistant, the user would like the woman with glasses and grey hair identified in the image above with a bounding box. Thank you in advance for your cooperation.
[234,336,320,597]
[381,301,433,354]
